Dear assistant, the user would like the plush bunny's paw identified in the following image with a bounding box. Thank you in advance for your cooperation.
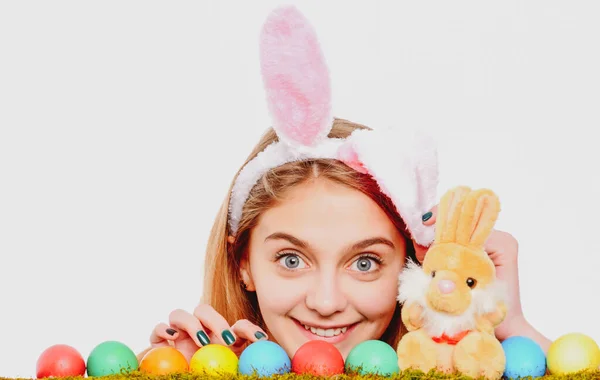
[453,332,505,380]
[401,302,425,331]
[476,301,507,335]
[397,331,438,374]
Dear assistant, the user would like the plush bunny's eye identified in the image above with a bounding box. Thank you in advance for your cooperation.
[431,270,436,278]
[466,277,477,288]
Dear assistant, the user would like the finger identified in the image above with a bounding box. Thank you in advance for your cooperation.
[230,319,268,347]
[412,205,439,263]
[413,241,428,263]
[150,322,180,347]
[422,205,437,226]
[193,304,237,346]
[484,230,519,265]
[168,309,210,347]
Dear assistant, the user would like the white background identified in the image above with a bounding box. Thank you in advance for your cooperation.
[1,0,599,377]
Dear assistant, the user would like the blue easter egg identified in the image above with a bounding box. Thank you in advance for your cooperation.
[239,340,291,376]
[502,336,546,378]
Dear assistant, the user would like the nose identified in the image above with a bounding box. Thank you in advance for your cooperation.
[305,273,348,316]
[437,279,456,294]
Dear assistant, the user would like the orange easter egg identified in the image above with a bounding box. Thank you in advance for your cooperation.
[139,346,189,375]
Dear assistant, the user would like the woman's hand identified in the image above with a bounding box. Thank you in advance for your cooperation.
[413,207,531,342]
[148,304,268,361]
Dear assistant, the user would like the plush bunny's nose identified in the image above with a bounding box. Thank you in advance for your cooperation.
[437,279,455,294]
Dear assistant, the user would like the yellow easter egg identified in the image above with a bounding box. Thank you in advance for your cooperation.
[547,333,600,375]
[190,344,238,376]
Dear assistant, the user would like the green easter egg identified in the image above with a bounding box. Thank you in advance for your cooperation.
[86,340,139,376]
[345,340,399,376]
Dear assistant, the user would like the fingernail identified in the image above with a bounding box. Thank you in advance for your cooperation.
[166,328,177,336]
[221,329,236,345]
[422,211,433,222]
[254,331,266,340]
[196,330,210,346]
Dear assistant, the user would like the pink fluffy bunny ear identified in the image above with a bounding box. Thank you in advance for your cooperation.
[259,6,333,148]
[338,127,439,247]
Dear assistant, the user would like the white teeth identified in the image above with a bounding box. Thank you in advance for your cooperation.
[302,324,349,337]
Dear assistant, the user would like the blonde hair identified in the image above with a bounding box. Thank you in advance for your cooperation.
[201,118,413,348]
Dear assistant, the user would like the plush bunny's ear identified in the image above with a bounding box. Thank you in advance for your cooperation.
[434,186,472,244]
[455,189,501,249]
[259,6,332,149]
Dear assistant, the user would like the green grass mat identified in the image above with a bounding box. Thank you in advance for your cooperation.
[4,369,600,380]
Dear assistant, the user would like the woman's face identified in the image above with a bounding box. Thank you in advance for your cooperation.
[239,178,407,359]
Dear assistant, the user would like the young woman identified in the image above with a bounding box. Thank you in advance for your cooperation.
[139,5,551,363]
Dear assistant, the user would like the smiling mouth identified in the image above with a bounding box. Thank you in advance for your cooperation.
[292,318,358,339]
[302,324,348,337]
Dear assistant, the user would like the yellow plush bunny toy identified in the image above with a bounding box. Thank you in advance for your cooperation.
[396,186,508,380]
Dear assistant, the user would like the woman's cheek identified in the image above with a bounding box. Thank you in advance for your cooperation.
[255,277,307,312]
[351,279,399,317]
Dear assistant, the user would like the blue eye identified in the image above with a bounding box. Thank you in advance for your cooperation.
[350,256,381,272]
[277,254,307,270]
[357,258,372,271]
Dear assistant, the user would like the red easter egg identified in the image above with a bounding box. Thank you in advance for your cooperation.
[291,340,345,376]
[36,344,86,378]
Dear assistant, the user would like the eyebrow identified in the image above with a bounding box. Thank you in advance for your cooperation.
[264,232,395,251]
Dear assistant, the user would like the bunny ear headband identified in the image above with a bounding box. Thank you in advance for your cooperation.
[228,6,439,247]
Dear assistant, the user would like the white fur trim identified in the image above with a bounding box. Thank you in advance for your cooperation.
[397,259,431,306]
[228,138,346,234]
[227,127,440,243]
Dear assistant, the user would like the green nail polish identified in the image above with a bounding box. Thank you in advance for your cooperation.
[221,329,236,345]
[422,211,433,222]
[254,331,266,340]
[196,330,210,346]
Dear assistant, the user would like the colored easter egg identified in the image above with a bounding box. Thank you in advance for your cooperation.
[36,344,86,378]
[345,340,399,376]
[189,344,238,376]
[239,340,291,376]
[86,341,138,377]
[501,336,546,378]
[291,340,344,376]
[139,346,189,375]
[547,333,600,375]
